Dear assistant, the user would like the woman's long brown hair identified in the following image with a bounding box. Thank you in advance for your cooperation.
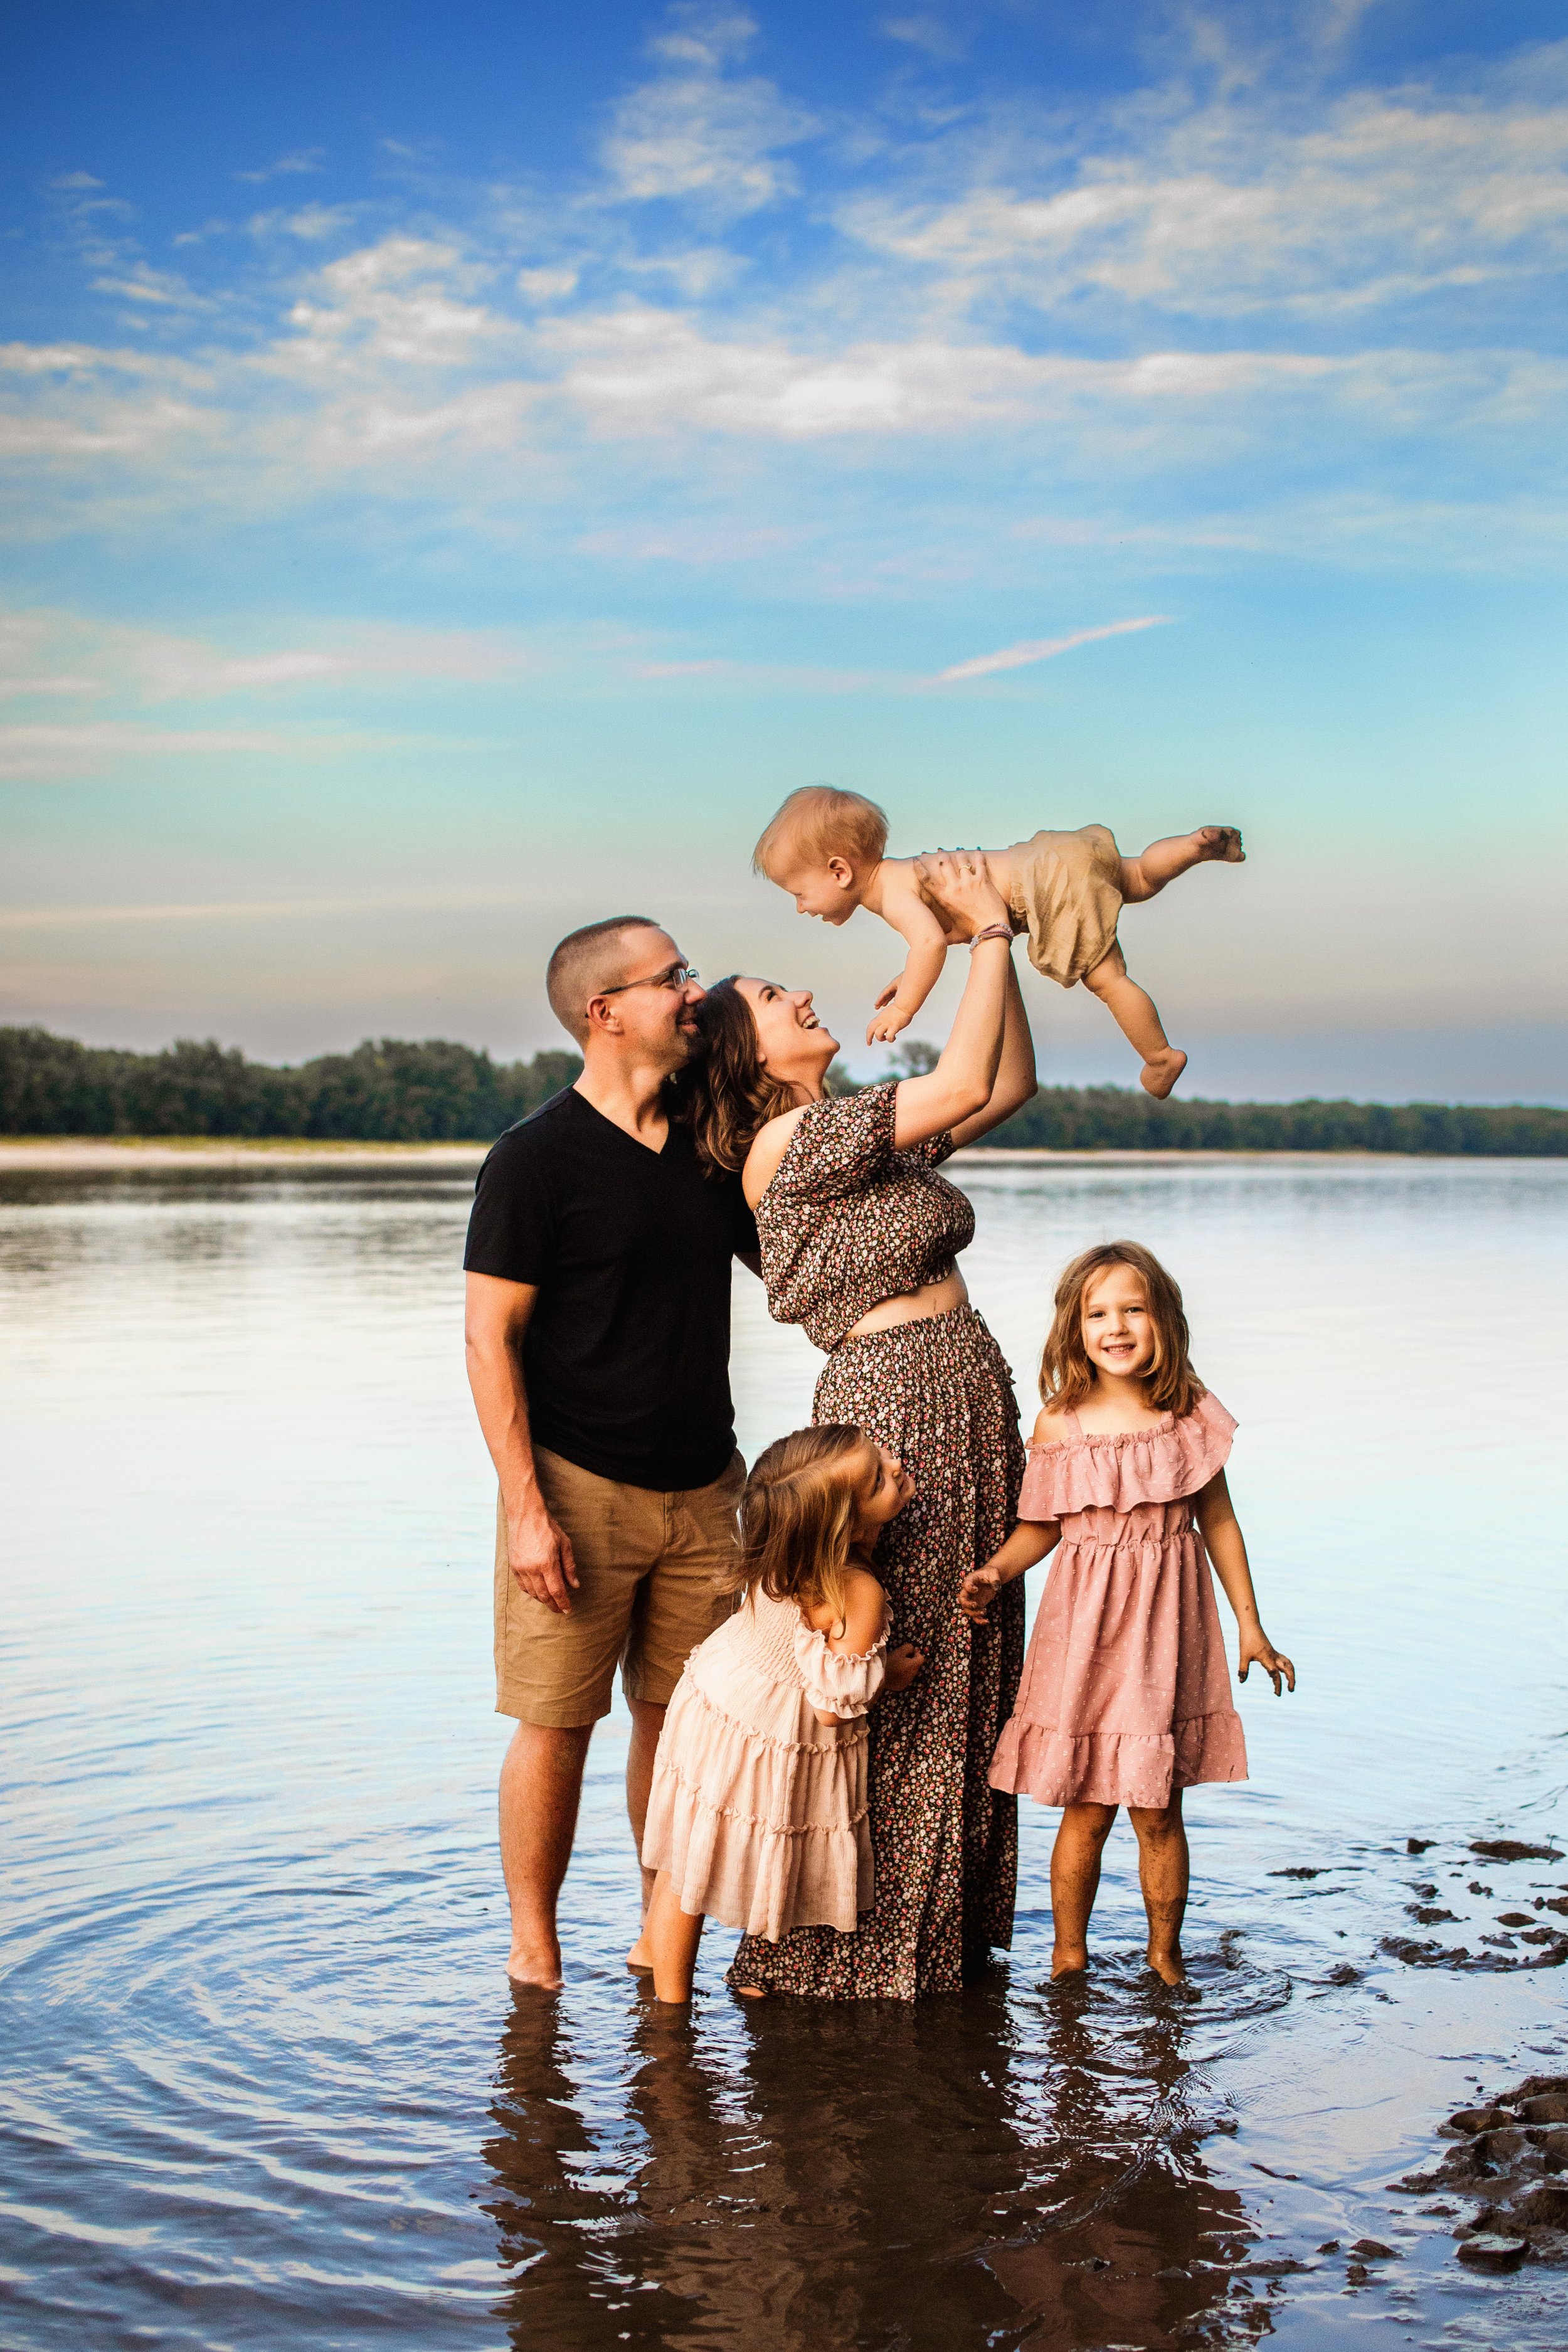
[723,1424,869,1628]
[685,976,798,1177]
[1039,1240,1203,1419]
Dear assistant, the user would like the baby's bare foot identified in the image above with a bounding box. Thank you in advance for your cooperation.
[1147,1946,1186,1985]
[1140,1048,1187,1099]
[1195,824,1245,863]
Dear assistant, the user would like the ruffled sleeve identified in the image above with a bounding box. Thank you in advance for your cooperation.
[912,1130,955,1167]
[768,1082,898,1204]
[1019,1389,1236,1518]
[792,1619,890,1719]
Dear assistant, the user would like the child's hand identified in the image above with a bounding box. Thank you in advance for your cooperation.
[957,1564,1004,1623]
[883,1641,924,1692]
[1239,1628,1296,1695]
[867,983,913,1046]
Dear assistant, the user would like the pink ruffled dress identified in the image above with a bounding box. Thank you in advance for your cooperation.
[988,1390,1248,1811]
[642,1589,889,1942]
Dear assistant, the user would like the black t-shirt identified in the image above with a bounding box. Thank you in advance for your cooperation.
[464,1087,759,1491]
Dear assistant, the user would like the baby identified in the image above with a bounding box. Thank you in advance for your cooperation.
[753,785,1245,1098]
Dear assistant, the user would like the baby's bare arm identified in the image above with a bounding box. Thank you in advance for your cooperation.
[864,859,953,1042]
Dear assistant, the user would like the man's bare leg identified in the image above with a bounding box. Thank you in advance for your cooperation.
[1128,1793,1189,1983]
[1082,945,1187,1099]
[1049,1801,1118,1976]
[499,1719,593,1990]
[623,1696,668,1974]
[1119,825,1244,902]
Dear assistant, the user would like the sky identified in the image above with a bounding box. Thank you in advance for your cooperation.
[2,0,1565,1100]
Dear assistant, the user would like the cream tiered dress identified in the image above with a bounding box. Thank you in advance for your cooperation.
[642,1588,889,1942]
[988,1390,1248,1811]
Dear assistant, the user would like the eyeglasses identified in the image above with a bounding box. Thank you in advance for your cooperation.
[594,961,700,999]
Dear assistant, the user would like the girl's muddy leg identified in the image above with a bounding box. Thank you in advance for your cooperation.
[1082,946,1187,1099]
[1128,1793,1189,1983]
[1050,1802,1118,1975]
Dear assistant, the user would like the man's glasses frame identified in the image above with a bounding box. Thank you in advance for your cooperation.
[593,961,701,999]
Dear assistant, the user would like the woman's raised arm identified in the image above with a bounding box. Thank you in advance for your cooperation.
[890,850,1015,1151]
[948,956,1037,1150]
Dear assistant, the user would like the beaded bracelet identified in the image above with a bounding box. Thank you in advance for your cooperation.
[968,923,1014,949]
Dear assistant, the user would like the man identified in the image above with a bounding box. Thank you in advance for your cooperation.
[464,916,758,1989]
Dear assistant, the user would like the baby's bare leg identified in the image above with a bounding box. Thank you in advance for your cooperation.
[645,1869,705,2004]
[1119,826,1244,903]
[1128,1794,1189,1984]
[1082,945,1187,1098]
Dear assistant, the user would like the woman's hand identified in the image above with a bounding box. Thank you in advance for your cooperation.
[1238,1627,1296,1695]
[883,1641,924,1692]
[911,848,1011,943]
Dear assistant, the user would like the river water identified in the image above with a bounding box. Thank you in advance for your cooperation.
[3,1153,1567,2351]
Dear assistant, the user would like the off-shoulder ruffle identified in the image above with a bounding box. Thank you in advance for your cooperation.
[1019,1389,1235,1520]
[987,1706,1248,1811]
[792,1621,889,1718]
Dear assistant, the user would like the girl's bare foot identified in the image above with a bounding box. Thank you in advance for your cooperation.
[1140,1047,1187,1099]
[625,1936,652,1975]
[1195,825,1244,863]
[1147,1946,1186,1985]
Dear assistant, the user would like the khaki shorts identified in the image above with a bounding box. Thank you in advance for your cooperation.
[494,1447,744,1727]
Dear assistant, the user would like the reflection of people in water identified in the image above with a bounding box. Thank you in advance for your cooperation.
[482,1982,1263,2352]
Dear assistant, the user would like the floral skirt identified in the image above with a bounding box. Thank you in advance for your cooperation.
[729,1303,1025,2000]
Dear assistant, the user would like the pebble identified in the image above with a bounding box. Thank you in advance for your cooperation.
[1457,2233,1528,2268]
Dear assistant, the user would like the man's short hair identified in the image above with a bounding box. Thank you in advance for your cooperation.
[753,785,889,879]
[546,915,665,1045]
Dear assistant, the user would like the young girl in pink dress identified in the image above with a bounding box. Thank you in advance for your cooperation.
[959,1241,1295,1984]
[638,1424,924,2004]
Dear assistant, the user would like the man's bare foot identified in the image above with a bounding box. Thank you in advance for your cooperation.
[1194,825,1245,864]
[1147,1947,1186,1985]
[1051,1949,1088,1979]
[507,1936,564,1992]
[1140,1047,1187,1099]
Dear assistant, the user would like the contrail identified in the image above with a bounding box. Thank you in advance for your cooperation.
[933,615,1173,684]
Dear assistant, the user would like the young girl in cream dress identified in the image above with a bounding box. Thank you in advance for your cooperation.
[960,1241,1295,1984]
[637,1424,924,2004]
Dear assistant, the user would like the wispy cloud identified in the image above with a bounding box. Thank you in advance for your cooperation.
[601,3,818,216]
[234,148,326,185]
[932,617,1173,683]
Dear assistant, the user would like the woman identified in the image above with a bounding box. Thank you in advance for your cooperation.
[689,851,1037,1998]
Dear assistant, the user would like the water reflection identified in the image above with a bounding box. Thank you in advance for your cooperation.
[485,1972,1271,2351]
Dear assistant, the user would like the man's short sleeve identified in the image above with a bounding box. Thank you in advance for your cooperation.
[464,1125,556,1285]
[731,1182,760,1263]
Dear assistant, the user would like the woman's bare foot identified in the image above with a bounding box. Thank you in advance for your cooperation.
[733,1983,768,2000]
[1147,1946,1186,1985]
[1194,825,1245,864]
[507,1936,564,1993]
[1140,1047,1187,1099]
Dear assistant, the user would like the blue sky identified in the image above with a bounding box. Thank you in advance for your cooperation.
[2,0,1565,1098]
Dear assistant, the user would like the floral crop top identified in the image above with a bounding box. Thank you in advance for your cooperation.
[755,1081,974,1350]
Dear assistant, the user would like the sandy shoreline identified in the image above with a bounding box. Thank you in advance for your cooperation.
[0,1136,1473,1171]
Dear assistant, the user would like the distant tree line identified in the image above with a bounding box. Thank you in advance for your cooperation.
[0,1027,582,1141]
[2,1025,1563,1153]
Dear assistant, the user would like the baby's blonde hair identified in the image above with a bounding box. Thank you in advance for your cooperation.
[723,1424,871,1628]
[753,786,889,880]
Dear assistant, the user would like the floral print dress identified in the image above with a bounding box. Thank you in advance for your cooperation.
[729,1083,1025,2000]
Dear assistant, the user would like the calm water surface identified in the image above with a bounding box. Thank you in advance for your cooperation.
[4,1155,1567,2351]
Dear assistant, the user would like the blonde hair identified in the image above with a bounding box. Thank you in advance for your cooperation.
[753,786,888,880]
[724,1424,871,1628]
[1039,1240,1203,1421]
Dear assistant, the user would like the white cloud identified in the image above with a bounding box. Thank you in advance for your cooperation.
[0,723,361,780]
[234,149,326,185]
[601,3,818,217]
[932,616,1173,683]
[881,14,968,63]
